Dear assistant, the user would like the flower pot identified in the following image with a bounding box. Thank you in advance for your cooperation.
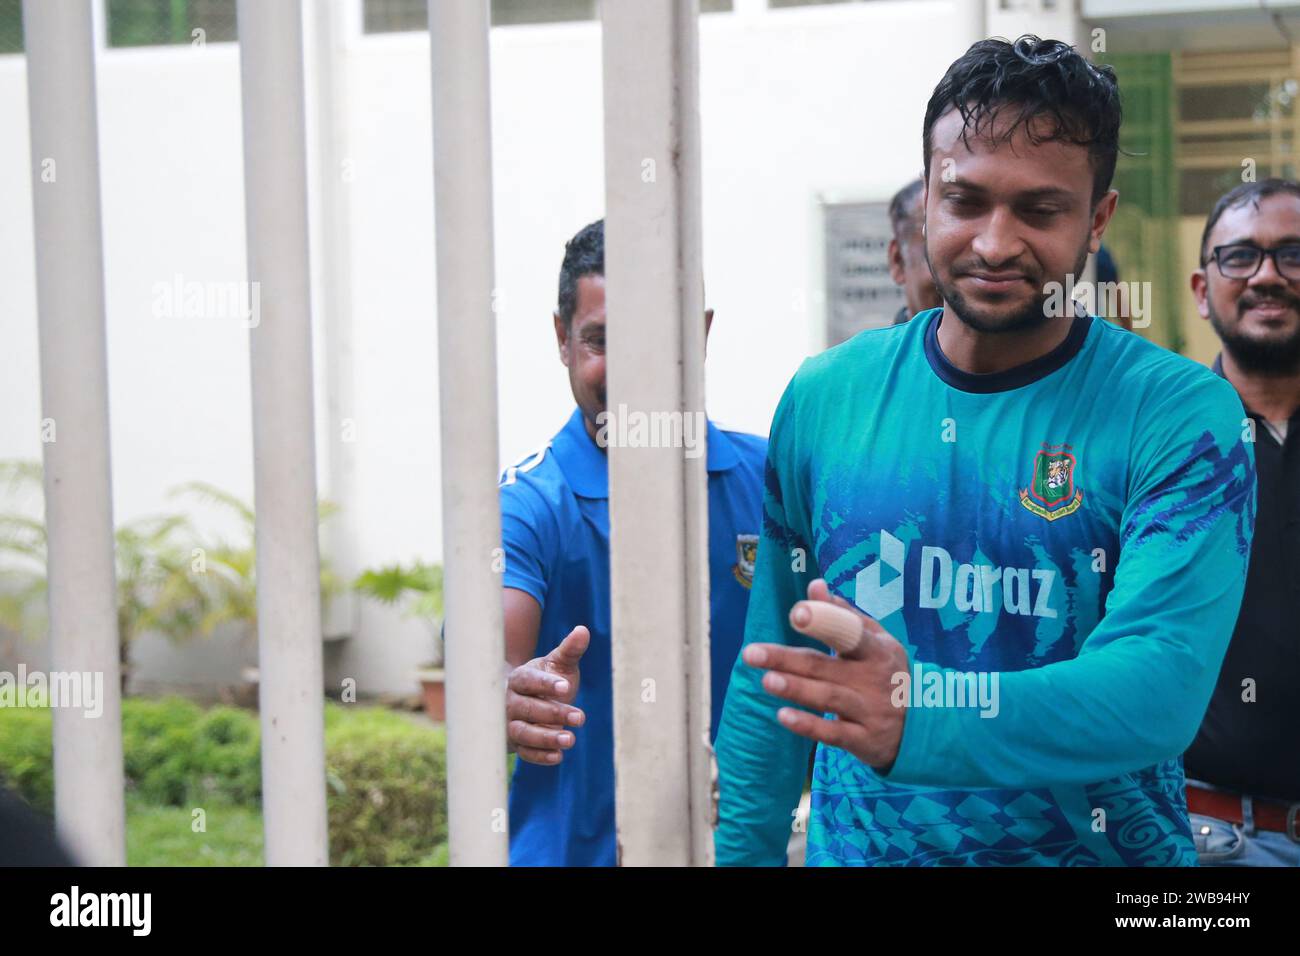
[415,667,445,722]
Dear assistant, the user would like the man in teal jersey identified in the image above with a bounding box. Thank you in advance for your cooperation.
[715,36,1257,866]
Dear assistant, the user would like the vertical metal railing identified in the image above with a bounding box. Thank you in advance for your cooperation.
[23,0,126,868]
[601,0,712,866]
[24,0,721,871]
[429,0,511,867]
[236,0,329,867]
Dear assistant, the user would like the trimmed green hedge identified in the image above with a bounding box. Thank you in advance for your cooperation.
[324,704,448,866]
[0,697,447,866]
[0,705,55,814]
[125,698,262,808]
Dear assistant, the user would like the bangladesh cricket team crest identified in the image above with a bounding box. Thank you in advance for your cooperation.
[733,534,758,589]
[1019,444,1084,521]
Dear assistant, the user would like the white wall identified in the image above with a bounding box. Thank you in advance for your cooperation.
[0,0,977,694]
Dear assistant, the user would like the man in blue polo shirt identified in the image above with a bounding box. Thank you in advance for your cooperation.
[498,219,767,866]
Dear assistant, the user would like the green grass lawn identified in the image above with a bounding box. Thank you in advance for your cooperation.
[126,795,264,866]
[124,795,449,866]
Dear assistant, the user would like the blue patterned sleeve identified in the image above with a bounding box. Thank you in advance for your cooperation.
[714,371,825,866]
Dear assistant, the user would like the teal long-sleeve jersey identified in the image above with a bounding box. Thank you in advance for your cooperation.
[715,308,1256,866]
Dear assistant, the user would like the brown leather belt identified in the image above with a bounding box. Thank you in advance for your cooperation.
[1187,784,1300,842]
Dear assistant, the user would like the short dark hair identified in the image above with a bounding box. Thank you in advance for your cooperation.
[557,218,604,327]
[922,35,1122,205]
[888,179,925,242]
[1199,178,1300,265]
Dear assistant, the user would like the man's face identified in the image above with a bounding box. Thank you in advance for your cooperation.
[889,194,944,316]
[555,275,608,433]
[923,106,1116,334]
[554,274,717,436]
[1193,194,1300,375]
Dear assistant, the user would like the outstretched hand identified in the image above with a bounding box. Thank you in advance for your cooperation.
[506,625,590,765]
[742,579,910,772]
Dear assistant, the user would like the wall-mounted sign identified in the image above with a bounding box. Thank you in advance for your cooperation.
[823,200,905,347]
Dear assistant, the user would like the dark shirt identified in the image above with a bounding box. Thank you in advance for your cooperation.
[891,305,910,326]
[0,786,75,866]
[1095,244,1119,286]
[1184,354,1300,802]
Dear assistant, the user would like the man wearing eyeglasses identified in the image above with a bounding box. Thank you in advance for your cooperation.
[1186,179,1300,867]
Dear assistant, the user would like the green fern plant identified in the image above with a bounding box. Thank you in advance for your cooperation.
[352,562,443,621]
[0,464,343,677]
[168,481,343,642]
[0,461,211,685]
[353,562,444,666]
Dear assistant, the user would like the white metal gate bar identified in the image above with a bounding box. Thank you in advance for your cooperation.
[429,0,510,867]
[601,0,712,866]
[22,0,126,868]
[236,0,329,867]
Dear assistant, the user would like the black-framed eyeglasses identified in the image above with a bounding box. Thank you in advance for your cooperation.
[1206,242,1300,280]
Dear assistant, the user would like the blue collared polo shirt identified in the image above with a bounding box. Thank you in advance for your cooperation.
[499,406,767,866]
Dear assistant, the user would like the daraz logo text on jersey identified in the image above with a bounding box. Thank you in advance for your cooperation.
[854,531,1057,621]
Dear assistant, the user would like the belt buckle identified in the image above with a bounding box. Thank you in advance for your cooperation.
[1288,804,1300,844]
